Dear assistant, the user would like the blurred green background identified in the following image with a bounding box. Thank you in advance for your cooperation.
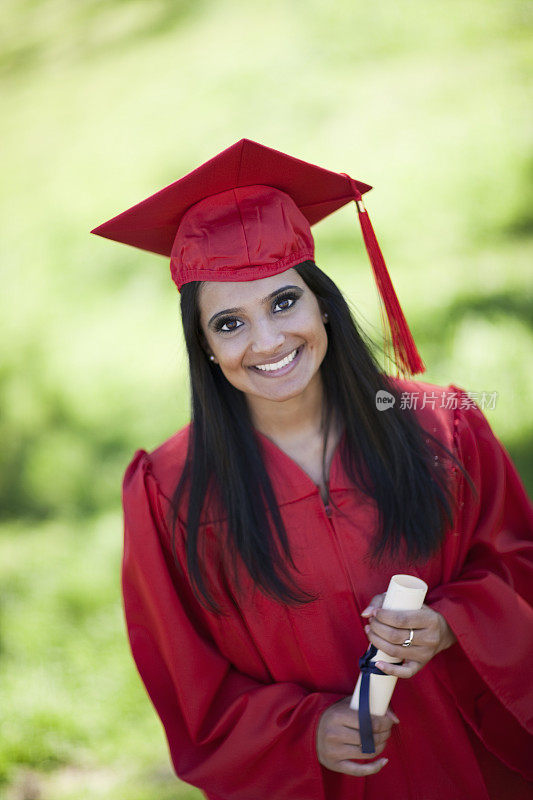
[1,0,532,797]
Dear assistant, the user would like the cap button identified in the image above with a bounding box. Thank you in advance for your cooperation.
[340,172,364,207]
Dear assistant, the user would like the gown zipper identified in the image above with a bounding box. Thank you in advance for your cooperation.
[321,481,333,517]
[318,482,362,614]
[318,482,413,797]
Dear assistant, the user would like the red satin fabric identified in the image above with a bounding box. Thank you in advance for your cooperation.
[91,138,372,261]
[171,185,314,289]
[121,378,533,799]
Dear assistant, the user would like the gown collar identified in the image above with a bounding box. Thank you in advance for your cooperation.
[253,426,355,507]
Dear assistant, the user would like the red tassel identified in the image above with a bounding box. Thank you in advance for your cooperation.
[341,174,425,377]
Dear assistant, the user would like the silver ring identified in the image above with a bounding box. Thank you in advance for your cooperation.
[401,628,414,647]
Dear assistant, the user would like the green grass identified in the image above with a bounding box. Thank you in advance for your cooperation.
[1,0,532,796]
[0,514,200,797]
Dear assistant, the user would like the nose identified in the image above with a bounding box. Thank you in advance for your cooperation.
[250,319,286,355]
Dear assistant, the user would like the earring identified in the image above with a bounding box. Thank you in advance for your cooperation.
[323,313,328,323]
[209,355,215,361]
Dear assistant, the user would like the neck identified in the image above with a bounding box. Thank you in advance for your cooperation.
[246,370,326,443]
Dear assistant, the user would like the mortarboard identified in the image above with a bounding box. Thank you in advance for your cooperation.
[91,138,425,376]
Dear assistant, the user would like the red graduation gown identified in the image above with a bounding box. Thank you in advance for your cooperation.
[121,378,533,800]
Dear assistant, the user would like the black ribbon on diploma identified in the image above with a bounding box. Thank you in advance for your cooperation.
[358,644,402,754]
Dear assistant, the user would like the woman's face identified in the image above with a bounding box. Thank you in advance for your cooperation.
[198,269,329,404]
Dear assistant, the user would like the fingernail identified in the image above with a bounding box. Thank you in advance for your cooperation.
[361,607,371,616]
[364,625,370,635]
[382,758,389,765]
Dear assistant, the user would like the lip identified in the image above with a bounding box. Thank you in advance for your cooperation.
[249,345,304,377]
[250,347,300,367]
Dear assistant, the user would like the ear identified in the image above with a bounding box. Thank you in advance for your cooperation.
[317,299,328,322]
[198,327,210,353]
[202,343,217,363]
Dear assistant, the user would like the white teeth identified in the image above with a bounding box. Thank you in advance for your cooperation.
[254,348,298,372]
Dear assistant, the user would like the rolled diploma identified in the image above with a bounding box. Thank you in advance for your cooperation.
[350,574,428,717]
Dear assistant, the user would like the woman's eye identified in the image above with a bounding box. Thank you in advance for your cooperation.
[218,318,242,333]
[274,294,297,312]
[214,293,298,333]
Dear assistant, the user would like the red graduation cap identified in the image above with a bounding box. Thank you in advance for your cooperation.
[91,138,425,376]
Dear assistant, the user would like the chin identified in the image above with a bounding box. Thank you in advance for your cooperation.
[251,371,316,401]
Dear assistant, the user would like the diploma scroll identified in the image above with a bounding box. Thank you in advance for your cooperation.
[350,574,428,717]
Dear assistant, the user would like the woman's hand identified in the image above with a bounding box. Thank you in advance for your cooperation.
[361,593,457,679]
[316,696,399,776]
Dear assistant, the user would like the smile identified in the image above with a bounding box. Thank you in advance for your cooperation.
[250,346,303,375]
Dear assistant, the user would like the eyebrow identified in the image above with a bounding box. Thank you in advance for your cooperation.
[207,284,302,328]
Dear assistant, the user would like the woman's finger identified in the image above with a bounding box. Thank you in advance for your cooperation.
[339,728,392,748]
[386,707,400,725]
[336,740,387,760]
[337,758,389,777]
[375,659,420,679]
[373,605,431,629]
[365,625,424,662]
[368,618,427,646]
[361,593,386,618]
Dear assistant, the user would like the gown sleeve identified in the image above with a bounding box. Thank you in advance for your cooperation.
[426,386,533,780]
[121,449,343,800]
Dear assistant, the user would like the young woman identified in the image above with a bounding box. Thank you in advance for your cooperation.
[93,139,533,800]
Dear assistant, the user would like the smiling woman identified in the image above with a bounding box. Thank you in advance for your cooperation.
[92,139,533,800]
[199,272,328,402]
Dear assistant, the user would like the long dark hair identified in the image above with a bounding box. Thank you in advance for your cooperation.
[168,260,473,614]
